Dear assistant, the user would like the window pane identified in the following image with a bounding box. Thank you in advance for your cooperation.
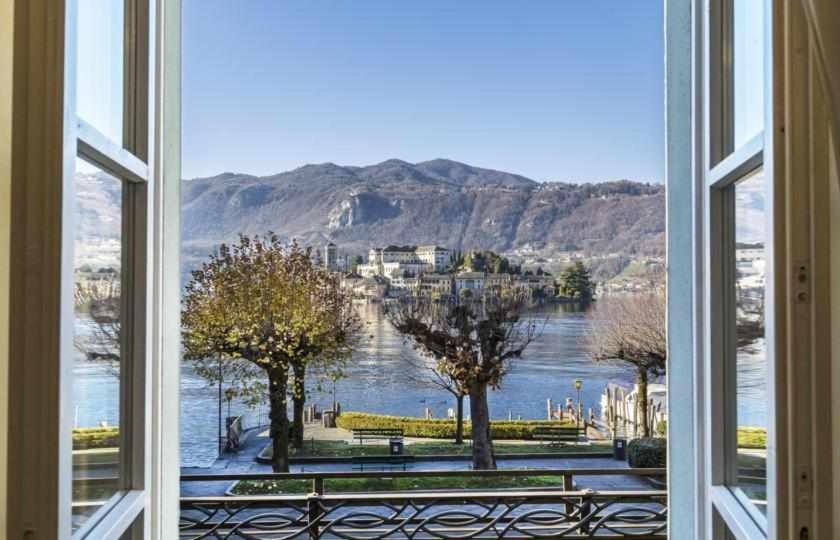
[76,0,124,143]
[732,167,768,518]
[72,158,123,530]
[732,0,764,148]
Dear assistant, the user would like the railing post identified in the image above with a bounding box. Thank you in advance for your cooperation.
[579,489,593,535]
[563,473,574,518]
[308,478,324,539]
[307,494,321,540]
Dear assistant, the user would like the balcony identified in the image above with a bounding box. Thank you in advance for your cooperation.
[180,468,667,539]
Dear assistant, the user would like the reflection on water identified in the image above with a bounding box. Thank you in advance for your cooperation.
[73,302,770,467]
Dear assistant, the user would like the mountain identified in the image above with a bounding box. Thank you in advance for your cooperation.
[180,159,664,264]
[74,170,123,270]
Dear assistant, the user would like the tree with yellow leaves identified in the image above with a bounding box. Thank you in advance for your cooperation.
[182,234,360,472]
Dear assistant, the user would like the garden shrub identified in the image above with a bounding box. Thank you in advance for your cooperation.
[73,427,120,450]
[627,437,667,468]
[655,420,667,437]
[336,412,574,440]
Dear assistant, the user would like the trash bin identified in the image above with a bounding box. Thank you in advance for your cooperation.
[389,438,404,456]
[613,438,627,461]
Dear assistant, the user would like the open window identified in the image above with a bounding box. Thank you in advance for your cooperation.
[8,0,181,537]
[6,0,840,537]
[665,0,837,537]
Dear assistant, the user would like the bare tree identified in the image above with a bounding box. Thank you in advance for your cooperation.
[74,279,121,370]
[585,292,666,437]
[402,354,468,445]
[388,291,542,469]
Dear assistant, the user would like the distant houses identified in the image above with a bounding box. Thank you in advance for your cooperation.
[339,272,388,300]
[323,242,338,271]
[330,242,555,300]
[358,245,450,278]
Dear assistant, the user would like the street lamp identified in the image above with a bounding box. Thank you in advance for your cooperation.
[218,354,223,454]
[574,379,583,429]
[332,376,338,413]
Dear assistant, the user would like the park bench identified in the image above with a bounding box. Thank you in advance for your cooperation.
[532,426,585,445]
[352,428,404,445]
[351,455,415,471]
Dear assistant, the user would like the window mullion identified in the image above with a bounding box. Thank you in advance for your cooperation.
[710,486,767,540]
[120,0,151,510]
[708,133,763,189]
[121,180,149,494]
[77,119,149,183]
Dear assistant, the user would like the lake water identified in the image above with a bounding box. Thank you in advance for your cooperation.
[73,303,769,467]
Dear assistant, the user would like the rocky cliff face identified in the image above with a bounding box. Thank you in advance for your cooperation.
[181,159,664,260]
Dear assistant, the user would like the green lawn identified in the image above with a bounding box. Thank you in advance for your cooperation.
[279,439,612,460]
[233,474,575,495]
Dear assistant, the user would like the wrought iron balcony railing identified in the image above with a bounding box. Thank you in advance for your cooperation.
[180,468,667,539]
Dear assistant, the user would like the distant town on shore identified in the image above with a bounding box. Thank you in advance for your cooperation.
[316,242,660,301]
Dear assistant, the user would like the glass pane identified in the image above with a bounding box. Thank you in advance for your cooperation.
[732,0,764,148]
[76,0,124,143]
[732,167,768,517]
[71,158,123,530]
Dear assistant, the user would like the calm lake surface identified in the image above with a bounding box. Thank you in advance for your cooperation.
[73,303,769,467]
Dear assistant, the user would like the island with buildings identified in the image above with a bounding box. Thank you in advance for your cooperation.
[318,243,556,301]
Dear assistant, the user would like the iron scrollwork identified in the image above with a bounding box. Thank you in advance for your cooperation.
[181,490,667,539]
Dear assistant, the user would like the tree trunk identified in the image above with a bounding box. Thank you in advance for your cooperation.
[454,393,465,445]
[268,365,290,473]
[291,362,306,449]
[637,369,650,438]
[469,383,496,469]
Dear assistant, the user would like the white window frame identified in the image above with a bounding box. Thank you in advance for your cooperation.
[702,0,777,537]
[63,0,153,536]
[668,0,837,538]
[8,0,181,538]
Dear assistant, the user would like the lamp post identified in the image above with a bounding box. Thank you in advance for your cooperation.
[218,354,223,454]
[332,376,338,413]
[574,379,583,429]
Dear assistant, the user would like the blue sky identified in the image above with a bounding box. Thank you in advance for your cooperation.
[183,1,664,183]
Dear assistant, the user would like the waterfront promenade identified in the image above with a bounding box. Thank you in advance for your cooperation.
[180,424,648,497]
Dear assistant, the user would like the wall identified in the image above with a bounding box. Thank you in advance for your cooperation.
[0,0,12,531]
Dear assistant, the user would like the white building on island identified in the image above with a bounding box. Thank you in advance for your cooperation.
[359,245,450,279]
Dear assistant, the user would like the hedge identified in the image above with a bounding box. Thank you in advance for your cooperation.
[657,421,767,449]
[627,437,666,468]
[73,427,120,450]
[336,412,575,440]
[736,427,767,449]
